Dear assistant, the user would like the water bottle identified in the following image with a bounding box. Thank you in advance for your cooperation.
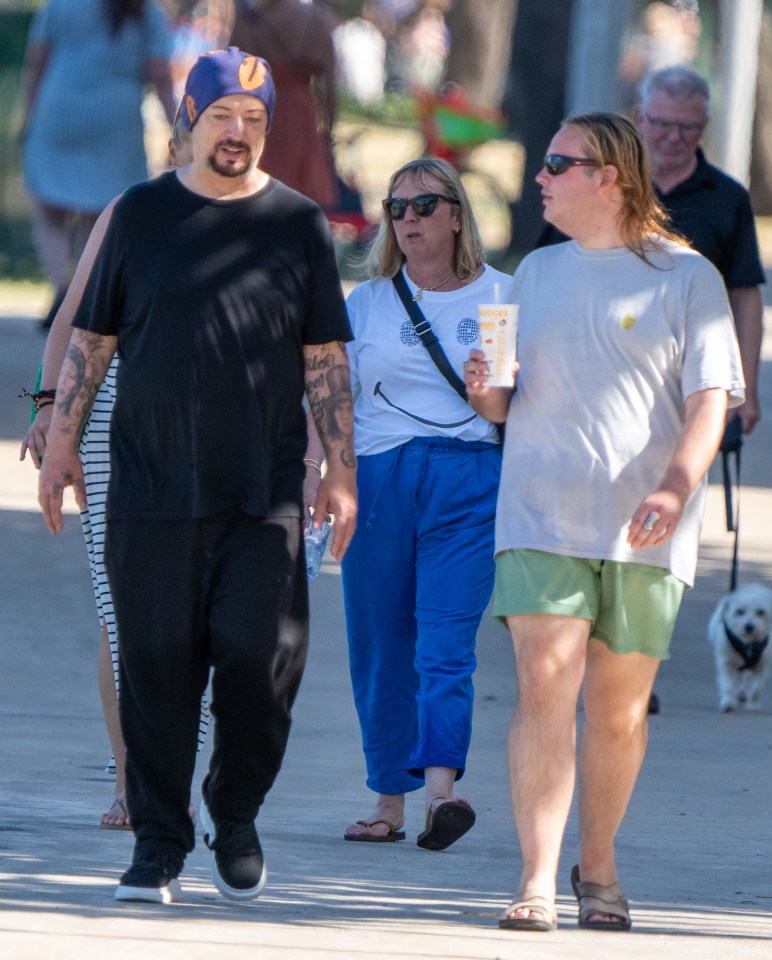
[304,520,331,581]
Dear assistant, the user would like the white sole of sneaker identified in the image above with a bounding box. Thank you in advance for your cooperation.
[199,800,267,901]
[114,877,181,904]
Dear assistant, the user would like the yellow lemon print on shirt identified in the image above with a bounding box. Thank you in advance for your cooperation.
[239,57,267,91]
[621,314,636,330]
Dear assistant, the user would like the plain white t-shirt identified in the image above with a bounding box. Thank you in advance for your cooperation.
[496,239,744,586]
[346,264,508,456]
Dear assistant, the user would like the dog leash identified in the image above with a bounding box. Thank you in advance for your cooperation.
[720,417,742,592]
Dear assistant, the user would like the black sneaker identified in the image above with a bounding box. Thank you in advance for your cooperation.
[115,851,183,904]
[200,799,267,901]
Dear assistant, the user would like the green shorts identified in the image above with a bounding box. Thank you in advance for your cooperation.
[493,549,685,660]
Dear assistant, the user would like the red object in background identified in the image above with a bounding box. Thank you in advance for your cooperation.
[414,83,507,166]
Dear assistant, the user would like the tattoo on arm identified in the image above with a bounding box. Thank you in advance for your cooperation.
[56,331,114,437]
[305,345,355,471]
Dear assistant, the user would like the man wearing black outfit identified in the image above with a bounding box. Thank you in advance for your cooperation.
[39,48,357,904]
[636,65,764,436]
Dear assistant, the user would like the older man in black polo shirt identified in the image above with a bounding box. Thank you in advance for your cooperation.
[636,66,764,435]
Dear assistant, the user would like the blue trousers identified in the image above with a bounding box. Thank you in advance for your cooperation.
[341,437,500,795]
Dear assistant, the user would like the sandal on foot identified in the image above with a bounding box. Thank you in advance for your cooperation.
[498,895,557,932]
[570,864,632,931]
[100,795,132,831]
[344,818,405,843]
[416,798,475,851]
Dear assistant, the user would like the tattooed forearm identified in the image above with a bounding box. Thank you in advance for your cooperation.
[54,331,116,439]
[58,345,87,416]
[304,342,346,374]
[304,342,356,472]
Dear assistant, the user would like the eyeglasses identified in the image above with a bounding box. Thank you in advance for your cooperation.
[382,193,460,220]
[542,155,598,176]
[642,114,705,135]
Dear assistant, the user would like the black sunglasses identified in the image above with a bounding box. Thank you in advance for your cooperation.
[382,192,460,221]
[543,155,598,176]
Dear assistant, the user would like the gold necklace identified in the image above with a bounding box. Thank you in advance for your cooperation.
[406,268,456,302]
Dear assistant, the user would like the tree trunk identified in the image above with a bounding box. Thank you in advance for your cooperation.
[444,0,519,109]
[750,10,772,213]
[712,0,763,185]
[503,0,573,253]
[565,0,637,114]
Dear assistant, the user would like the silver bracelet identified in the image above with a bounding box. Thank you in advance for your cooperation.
[303,458,322,473]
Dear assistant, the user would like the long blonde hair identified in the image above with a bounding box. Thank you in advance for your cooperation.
[566,111,686,263]
[365,157,485,280]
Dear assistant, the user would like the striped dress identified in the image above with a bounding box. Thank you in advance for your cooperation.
[79,357,209,761]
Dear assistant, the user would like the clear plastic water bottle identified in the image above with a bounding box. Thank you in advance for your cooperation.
[304,521,330,581]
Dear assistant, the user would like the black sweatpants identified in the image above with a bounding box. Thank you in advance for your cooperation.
[105,508,308,859]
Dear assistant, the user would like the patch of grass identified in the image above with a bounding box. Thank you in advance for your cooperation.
[0,278,49,313]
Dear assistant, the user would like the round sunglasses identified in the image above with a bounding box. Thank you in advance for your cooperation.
[543,155,598,176]
[382,192,460,221]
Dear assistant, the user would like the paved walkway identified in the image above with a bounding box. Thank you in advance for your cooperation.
[1,298,771,959]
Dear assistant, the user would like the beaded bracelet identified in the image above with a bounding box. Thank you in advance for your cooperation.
[19,387,57,413]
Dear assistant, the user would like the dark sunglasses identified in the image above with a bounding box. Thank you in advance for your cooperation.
[543,155,598,176]
[382,192,460,220]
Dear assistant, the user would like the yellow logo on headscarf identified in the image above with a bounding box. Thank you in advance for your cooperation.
[185,94,198,125]
[621,313,636,330]
[238,57,267,91]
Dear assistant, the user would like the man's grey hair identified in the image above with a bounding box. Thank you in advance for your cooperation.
[639,65,710,112]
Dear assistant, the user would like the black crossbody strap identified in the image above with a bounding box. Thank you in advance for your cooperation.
[392,272,468,402]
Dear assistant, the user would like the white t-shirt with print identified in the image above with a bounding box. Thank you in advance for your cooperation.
[346,264,509,456]
[496,239,744,586]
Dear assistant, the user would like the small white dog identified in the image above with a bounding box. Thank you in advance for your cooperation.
[708,583,772,712]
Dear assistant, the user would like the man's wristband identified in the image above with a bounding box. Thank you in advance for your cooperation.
[303,458,323,473]
[19,387,56,412]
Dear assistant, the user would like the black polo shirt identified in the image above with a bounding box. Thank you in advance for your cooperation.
[658,148,764,290]
[536,148,765,290]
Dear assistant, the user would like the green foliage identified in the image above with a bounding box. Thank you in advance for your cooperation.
[0,8,34,278]
[0,2,44,11]
[338,92,417,129]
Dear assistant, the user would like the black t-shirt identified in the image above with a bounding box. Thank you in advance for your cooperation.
[536,149,765,290]
[73,172,351,520]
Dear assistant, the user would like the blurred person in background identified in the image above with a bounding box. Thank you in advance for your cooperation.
[229,0,339,208]
[396,0,450,92]
[21,0,176,331]
[167,0,234,97]
[333,1,387,106]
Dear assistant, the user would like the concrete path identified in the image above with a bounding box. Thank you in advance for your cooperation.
[1,297,771,959]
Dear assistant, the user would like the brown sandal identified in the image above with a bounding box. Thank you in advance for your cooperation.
[571,864,632,931]
[344,818,405,843]
[100,795,131,830]
[499,894,557,932]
